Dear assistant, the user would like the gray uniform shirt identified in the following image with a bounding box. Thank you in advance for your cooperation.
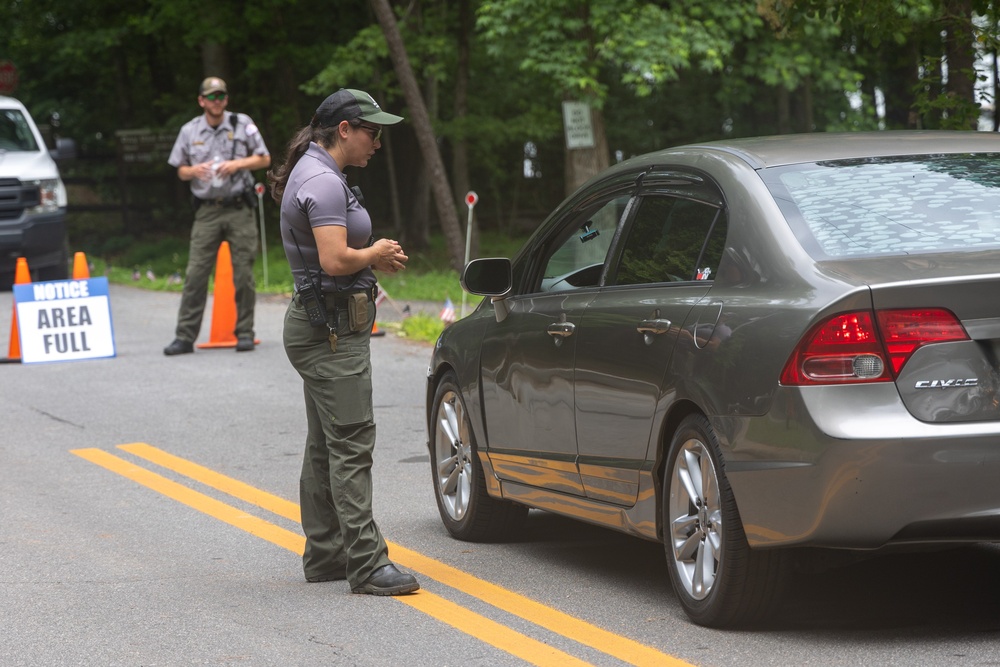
[280,142,375,293]
[167,111,270,200]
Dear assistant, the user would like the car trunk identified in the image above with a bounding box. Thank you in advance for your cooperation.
[826,252,1000,424]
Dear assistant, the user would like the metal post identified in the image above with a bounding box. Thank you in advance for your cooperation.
[462,191,478,319]
[254,183,268,289]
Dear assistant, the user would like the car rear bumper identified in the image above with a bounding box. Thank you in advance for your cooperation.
[721,383,1000,550]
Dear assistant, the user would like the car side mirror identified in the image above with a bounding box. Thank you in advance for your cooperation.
[51,137,77,161]
[462,258,512,297]
[462,258,513,323]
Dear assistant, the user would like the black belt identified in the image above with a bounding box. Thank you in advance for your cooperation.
[293,285,377,308]
[322,285,377,307]
[196,196,245,208]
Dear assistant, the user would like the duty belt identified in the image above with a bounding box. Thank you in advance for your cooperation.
[292,285,378,308]
[196,196,245,208]
[322,285,378,308]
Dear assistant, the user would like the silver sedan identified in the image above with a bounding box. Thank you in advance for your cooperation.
[426,131,1000,627]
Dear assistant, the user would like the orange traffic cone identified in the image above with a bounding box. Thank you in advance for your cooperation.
[2,257,31,363]
[371,320,385,337]
[72,251,90,279]
[197,242,258,349]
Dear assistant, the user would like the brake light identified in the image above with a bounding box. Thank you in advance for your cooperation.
[781,308,969,386]
[781,311,890,385]
[875,308,969,375]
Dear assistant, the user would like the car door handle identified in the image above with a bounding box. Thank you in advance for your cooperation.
[547,321,576,338]
[637,319,671,335]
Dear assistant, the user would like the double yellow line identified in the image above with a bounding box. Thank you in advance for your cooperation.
[71,444,693,667]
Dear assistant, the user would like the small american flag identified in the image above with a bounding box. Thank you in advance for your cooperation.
[440,297,456,324]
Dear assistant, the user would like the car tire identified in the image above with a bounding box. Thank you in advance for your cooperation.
[663,414,785,628]
[430,371,527,542]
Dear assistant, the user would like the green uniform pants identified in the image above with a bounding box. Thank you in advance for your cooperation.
[283,295,390,587]
[175,203,257,343]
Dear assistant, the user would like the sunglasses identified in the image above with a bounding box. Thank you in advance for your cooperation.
[356,122,382,142]
[203,93,228,101]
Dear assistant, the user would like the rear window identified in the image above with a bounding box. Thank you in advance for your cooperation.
[762,154,1000,258]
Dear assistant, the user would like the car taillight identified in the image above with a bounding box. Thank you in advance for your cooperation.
[780,308,968,386]
[875,308,969,375]
[781,311,890,386]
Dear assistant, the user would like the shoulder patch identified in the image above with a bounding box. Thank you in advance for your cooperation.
[246,123,259,136]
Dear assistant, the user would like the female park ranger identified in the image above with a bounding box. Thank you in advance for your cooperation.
[267,89,417,595]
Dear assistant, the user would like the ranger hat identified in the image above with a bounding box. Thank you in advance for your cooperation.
[200,77,228,96]
[312,89,403,128]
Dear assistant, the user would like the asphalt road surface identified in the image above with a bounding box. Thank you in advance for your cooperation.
[2,282,999,666]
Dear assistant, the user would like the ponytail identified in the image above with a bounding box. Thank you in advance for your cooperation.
[267,124,343,203]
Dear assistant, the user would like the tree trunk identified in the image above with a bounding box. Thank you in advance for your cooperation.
[993,19,1000,132]
[563,103,609,196]
[943,0,977,129]
[776,86,791,134]
[200,41,229,81]
[798,77,814,131]
[561,2,608,197]
[369,0,465,271]
[410,154,431,250]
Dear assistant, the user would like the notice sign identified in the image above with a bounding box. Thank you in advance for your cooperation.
[562,101,595,149]
[14,277,116,364]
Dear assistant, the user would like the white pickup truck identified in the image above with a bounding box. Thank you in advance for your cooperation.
[0,95,76,283]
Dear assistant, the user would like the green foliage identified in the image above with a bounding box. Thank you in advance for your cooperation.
[396,313,445,343]
[478,0,764,104]
[911,58,990,129]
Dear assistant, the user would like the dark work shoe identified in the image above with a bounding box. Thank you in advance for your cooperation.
[235,336,255,352]
[163,339,194,356]
[351,564,419,596]
[305,567,347,583]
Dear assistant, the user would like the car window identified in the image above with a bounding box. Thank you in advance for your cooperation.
[538,195,630,292]
[763,154,1000,258]
[0,109,39,152]
[613,195,726,285]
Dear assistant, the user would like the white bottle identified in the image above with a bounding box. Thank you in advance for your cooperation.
[211,155,223,187]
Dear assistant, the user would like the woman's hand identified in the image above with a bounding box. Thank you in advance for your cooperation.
[371,238,408,273]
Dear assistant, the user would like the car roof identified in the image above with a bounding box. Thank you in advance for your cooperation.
[636,130,1000,170]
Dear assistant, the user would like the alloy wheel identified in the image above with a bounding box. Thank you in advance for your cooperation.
[668,437,723,601]
[434,389,474,522]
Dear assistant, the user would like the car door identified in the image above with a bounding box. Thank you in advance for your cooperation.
[573,177,729,506]
[479,190,635,497]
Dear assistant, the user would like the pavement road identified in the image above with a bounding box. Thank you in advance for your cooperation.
[2,282,999,666]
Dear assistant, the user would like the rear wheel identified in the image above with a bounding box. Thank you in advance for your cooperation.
[664,414,785,627]
[430,371,527,541]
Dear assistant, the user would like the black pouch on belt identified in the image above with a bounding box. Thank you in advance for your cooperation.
[347,292,368,332]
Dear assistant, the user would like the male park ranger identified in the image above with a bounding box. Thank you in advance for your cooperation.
[164,77,271,355]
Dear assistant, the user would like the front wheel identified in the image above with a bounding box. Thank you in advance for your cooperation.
[430,371,527,541]
[663,414,785,627]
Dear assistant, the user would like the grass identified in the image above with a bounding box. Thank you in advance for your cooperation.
[94,230,526,343]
